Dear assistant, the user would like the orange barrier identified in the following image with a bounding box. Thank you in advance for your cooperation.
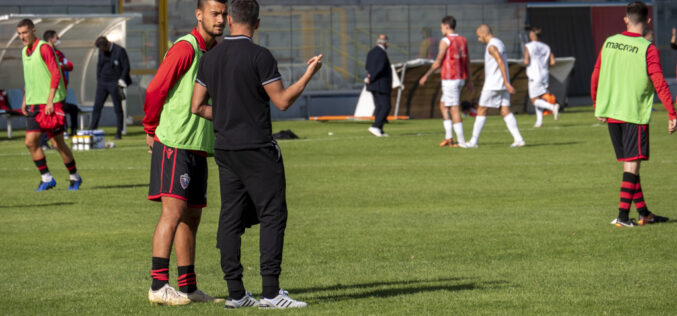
[309,115,410,122]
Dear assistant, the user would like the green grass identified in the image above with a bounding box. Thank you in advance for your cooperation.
[1,106,677,315]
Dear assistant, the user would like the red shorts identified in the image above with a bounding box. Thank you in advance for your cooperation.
[26,102,66,139]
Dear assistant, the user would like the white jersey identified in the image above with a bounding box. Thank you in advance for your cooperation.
[525,41,551,81]
[483,37,509,91]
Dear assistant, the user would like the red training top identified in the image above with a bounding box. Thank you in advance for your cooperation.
[55,49,73,88]
[440,34,469,80]
[591,31,676,123]
[143,28,216,137]
[25,38,61,90]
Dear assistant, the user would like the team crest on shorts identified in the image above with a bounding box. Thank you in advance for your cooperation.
[180,173,190,190]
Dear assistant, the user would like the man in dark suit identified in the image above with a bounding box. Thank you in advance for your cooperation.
[365,34,392,137]
[90,36,132,139]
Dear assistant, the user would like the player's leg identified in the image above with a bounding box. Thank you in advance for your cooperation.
[26,130,55,190]
[531,97,545,128]
[108,84,124,139]
[467,106,487,147]
[448,79,466,146]
[439,101,454,146]
[609,123,640,227]
[501,95,525,147]
[214,150,258,308]
[50,131,82,190]
[450,105,466,146]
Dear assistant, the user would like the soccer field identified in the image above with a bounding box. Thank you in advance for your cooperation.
[1,107,676,315]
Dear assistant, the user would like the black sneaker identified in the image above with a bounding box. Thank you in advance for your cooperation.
[638,213,669,226]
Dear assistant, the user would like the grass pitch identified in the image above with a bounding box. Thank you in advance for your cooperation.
[1,107,677,315]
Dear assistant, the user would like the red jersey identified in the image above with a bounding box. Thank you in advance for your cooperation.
[440,34,469,80]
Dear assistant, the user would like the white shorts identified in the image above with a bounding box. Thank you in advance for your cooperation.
[440,79,465,106]
[528,78,549,99]
[479,89,510,108]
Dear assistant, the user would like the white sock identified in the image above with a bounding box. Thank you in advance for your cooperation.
[535,107,544,126]
[453,122,466,144]
[469,116,486,144]
[41,172,53,183]
[70,172,80,181]
[443,120,453,140]
[503,113,524,143]
[534,99,554,111]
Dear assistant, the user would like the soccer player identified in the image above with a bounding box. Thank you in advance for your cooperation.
[142,0,226,305]
[523,27,560,128]
[17,19,82,191]
[44,30,78,136]
[192,0,322,309]
[592,1,675,227]
[419,16,473,147]
[467,25,525,148]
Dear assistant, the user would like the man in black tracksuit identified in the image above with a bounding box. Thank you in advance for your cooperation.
[90,36,131,139]
[365,34,393,137]
[191,0,323,309]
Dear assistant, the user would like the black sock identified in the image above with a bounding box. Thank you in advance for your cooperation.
[177,265,197,294]
[65,160,77,175]
[262,276,280,299]
[618,172,636,222]
[226,279,245,300]
[151,257,170,291]
[33,158,49,175]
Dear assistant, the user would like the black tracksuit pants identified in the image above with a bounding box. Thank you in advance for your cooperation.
[214,144,288,297]
[90,82,123,138]
[371,91,391,130]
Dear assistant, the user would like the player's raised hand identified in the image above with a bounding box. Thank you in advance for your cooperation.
[306,54,323,77]
[669,118,676,134]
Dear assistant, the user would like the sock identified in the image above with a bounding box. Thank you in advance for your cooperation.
[469,116,486,144]
[226,279,246,300]
[535,107,544,126]
[65,160,80,180]
[633,175,651,217]
[262,276,280,299]
[453,122,466,144]
[443,120,453,140]
[503,113,524,143]
[177,265,197,294]
[34,158,52,182]
[534,98,555,111]
[618,172,637,222]
[151,257,170,291]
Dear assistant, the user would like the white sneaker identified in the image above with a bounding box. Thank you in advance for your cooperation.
[368,127,383,137]
[465,142,478,148]
[533,122,542,128]
[186,289,224,303]
[148,284,191,306]
[553,103,560,120]
[510,140,526,148]
[259,289,307,309]
[457,141,468,149]
[225,291,259,309]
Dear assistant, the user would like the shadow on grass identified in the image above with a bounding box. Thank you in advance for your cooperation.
[90,183,148,190]
[0,202,75,208]
[287,278,511,303]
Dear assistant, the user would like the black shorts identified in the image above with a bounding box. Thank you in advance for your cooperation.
[148,140,208,208]
[26,103,65,138]
[608,122,649,161]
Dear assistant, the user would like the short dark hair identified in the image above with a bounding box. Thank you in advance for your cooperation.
[442,16,456,30]
[43,30,57,42]
[626,1,649,24]
[197,0,226,10]
[229,0,259,27]
[95,36,109,49]
[17,19,34,29]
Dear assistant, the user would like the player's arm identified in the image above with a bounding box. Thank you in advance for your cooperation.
[21,93,27,115]
[590,50,605,122]
[419,40,448,86]
[265,54,323,111]
[143,41,195,150]
[671,28,677,50]
[523,45,530,66]
[646,45,677,133]
[191,82,212,120]
[489,45,514,94]
[41,44,61,115]
[549,52,556,66]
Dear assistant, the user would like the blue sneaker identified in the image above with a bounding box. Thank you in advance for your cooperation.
[68,177,82,191]
[35,178,56,191]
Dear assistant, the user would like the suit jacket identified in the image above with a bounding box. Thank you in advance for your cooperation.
[365,46,392,94]
[97,43,132,86]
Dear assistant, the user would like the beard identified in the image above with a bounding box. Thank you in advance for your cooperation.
[201,20,225,37]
